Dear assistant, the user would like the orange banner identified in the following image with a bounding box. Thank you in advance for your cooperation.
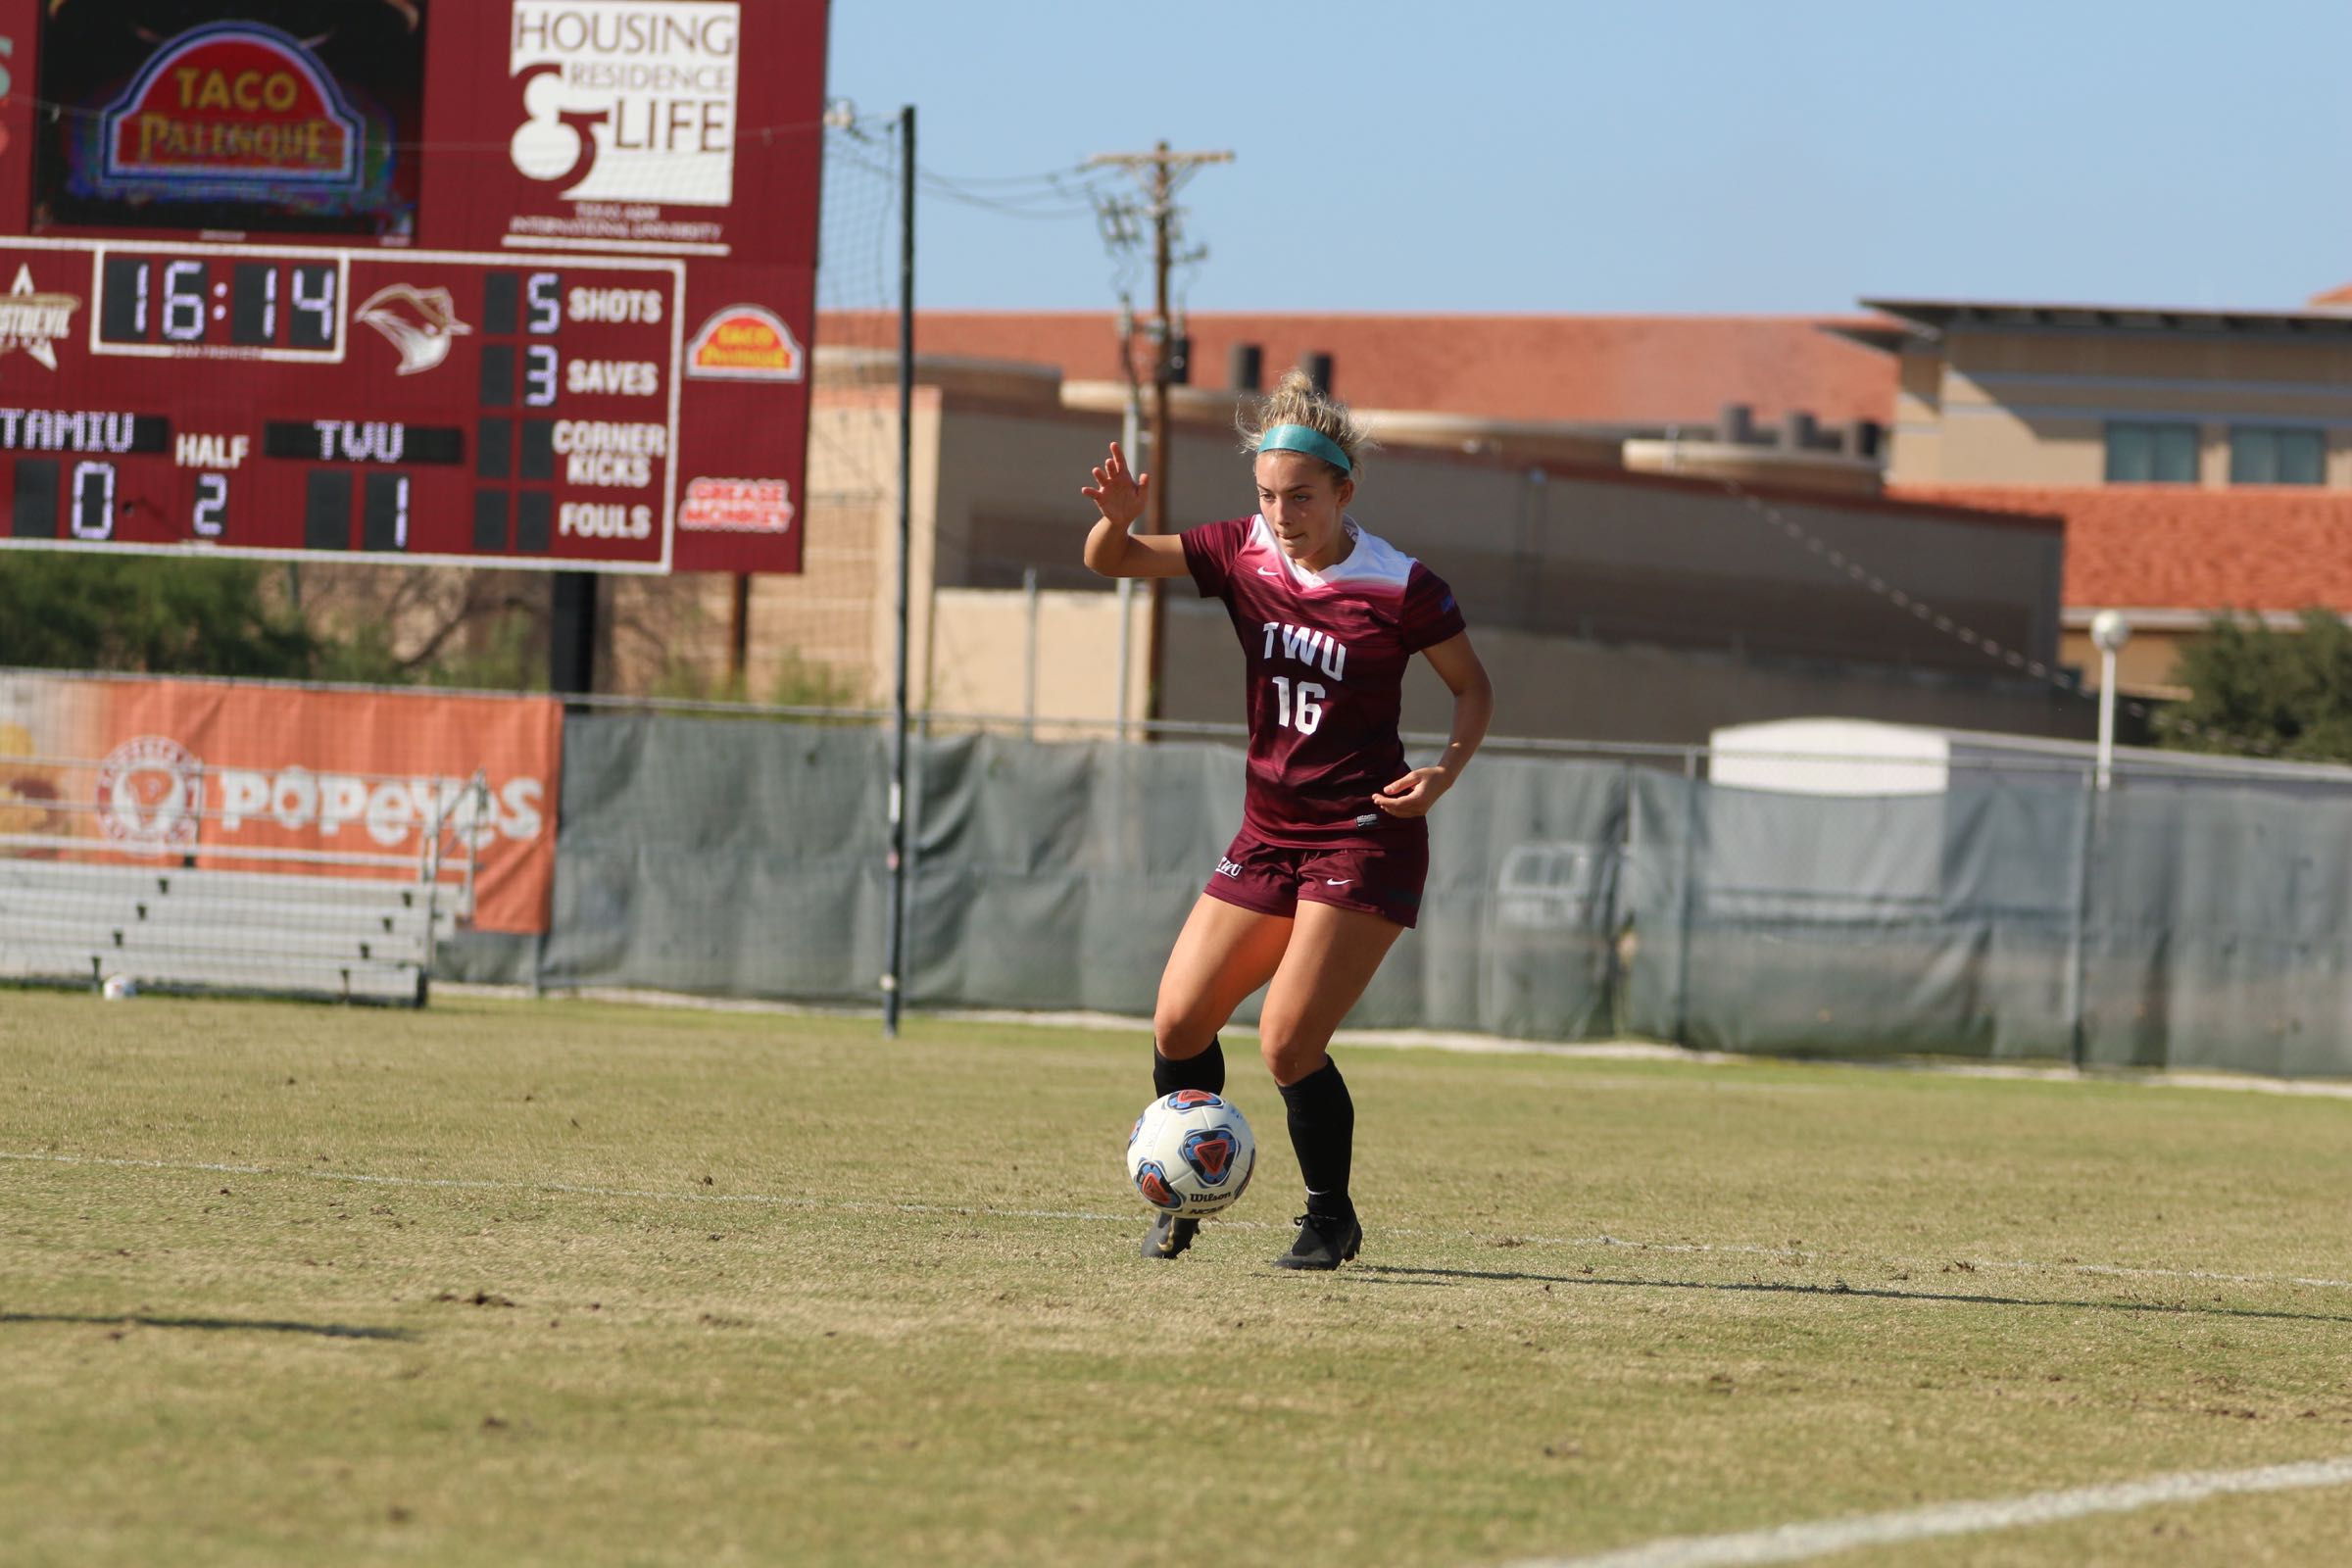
[0,672,561,934]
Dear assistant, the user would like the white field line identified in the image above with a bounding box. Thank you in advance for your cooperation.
[437,986,2352,1100]
[5,1148,2350,1293]
[1503,1454,2352,1568]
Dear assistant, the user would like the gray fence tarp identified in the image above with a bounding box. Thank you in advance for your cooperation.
[2086,785,2352,1078]
[436,712,2352,1078]
[515,716,1629,1037]
[537,716,892,1002]
[1624,771,2084,1061]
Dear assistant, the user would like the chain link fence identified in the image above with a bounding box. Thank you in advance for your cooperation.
[428,702,2352,1079]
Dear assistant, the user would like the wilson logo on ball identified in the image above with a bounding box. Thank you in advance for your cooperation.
[1165,1090,1222,1110]
[1180,1128,1237,1184]
[1134,1162,1182,1210]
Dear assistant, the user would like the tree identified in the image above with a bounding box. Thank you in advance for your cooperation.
[0,555,318,677]
[2154,609,2352,762]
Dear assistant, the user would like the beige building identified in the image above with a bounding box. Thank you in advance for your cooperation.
[689,347,2085,748]
[1840,297,2352,696]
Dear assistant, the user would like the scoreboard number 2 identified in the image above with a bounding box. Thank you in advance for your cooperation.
[193,472,228,539]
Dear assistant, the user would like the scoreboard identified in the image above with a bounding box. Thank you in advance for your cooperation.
[13,237,687,569]
[0,0,828,575]
[13,237,694,569]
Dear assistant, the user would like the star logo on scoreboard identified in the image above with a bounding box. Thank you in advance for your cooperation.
[0,267,81,373]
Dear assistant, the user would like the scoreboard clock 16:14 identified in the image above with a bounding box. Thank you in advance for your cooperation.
[98,254,345,356]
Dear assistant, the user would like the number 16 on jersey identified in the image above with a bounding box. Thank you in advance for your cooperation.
[1271,675,1325,735]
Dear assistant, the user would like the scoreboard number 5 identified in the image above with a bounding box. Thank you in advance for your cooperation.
[527,271,561,333]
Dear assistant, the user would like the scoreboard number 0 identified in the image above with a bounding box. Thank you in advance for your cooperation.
[71,461,117,541]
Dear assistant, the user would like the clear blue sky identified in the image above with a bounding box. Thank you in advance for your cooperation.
[826,0,2352,317]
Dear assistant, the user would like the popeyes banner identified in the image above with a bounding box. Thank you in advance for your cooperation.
[0,670,561,934]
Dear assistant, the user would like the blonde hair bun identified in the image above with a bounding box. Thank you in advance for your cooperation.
[1236,368,1374,477]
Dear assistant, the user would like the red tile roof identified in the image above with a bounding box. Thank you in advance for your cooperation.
[1895,484,2352,612]
[818,311,1896,428]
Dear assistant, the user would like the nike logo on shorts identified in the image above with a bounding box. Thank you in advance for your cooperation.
[1257,565,1281,575]
[1325,878,1352,887]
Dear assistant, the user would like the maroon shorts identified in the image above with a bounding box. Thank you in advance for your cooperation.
[1202,824,1429,929]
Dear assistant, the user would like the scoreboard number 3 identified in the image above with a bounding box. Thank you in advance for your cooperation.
[524,344,559,408]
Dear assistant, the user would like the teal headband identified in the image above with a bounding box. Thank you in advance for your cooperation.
[1257,423,1352,474]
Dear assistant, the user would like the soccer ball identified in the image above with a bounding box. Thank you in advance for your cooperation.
[1125,1090,1255,1216]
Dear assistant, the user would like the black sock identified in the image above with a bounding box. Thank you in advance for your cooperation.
[1277,1057,1354,1220]
[1152,1037,1225,1099]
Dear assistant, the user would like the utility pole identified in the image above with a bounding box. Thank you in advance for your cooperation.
[1086,141,1231,726]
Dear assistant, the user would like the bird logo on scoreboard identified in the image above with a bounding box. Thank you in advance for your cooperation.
[355,283,471,375]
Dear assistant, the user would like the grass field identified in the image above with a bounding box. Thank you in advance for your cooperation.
[4,990,2351,1567]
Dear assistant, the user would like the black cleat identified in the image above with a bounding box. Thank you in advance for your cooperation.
[1271,1210,1361,1270]
[1141,1211,1200,1259]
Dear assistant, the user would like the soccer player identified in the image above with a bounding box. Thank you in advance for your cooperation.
[1080,369,1494,1269]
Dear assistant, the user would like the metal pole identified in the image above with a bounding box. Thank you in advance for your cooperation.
[882,104,915,1039]
[2090,610,2131,795]
[1144,143,1174,727]
[549,572,597,696]
[2064,763,2096,1068]
[1022,565,1039,743]
[2096,644,2118,793]
[1083,144,1229,734]
[1114,343,1141,743]
[1669,771,1702,1048]
[727,574,752,692]
[1147,144,1172,542]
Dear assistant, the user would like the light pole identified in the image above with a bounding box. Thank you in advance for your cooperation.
[2090,610,2132,793]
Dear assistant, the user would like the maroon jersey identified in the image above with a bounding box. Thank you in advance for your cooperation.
[1183,514,1466,846]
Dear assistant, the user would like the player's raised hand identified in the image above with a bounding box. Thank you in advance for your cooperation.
[1081,441,1151,528]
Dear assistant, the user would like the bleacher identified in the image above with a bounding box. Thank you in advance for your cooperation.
[0,858,452,1004]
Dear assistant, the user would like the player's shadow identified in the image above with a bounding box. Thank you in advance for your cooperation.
[0,1311,412,1341]
[1348,1265,2352,1326]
